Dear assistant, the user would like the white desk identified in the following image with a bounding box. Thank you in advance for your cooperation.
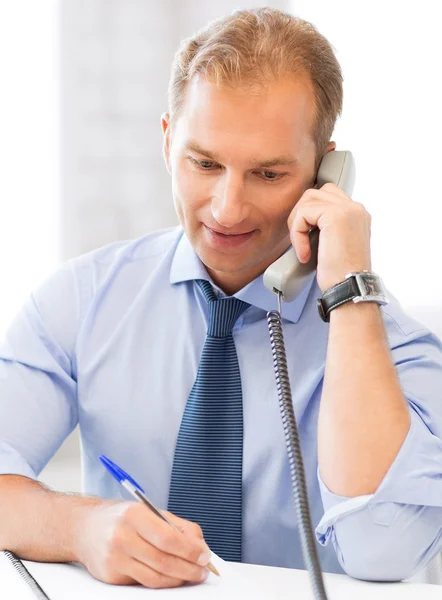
[1,553,441,600]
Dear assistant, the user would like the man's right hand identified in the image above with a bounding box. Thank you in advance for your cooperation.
[74,501,212,589]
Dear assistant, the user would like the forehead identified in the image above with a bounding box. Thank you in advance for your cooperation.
[174,74,316,159]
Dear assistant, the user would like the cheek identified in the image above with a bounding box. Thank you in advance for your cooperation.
[172,163,210,217]
[258,187,298,227]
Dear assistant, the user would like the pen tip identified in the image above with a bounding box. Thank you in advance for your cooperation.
[207,562,220,577]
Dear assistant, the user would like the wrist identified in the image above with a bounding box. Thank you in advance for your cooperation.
[70,498,115,564]
[317,271,388,322]
[328,299,381,323]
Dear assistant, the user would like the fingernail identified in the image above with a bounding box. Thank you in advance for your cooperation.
[200,568,210,582]
[197,548,211,566]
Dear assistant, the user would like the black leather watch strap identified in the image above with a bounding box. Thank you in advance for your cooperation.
[317,277,360,322]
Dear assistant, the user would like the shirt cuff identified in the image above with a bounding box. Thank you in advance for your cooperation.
[315,408,436,546]
[0,442,38,480]
[315,473,372,546]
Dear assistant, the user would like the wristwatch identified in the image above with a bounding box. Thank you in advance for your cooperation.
[317,271,389,322]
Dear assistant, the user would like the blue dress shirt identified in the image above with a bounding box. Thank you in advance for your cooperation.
[1,226,442,580]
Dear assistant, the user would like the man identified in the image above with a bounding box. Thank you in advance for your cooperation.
[1,7,442,590]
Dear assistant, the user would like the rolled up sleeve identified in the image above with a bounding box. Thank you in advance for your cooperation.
[315,307,442,581]
[0,262,81,480]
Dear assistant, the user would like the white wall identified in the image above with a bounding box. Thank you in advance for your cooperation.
[0,1,59,336]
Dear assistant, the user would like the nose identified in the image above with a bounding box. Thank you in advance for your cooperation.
[211,172,250,228]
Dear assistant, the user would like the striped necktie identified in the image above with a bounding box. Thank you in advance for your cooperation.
[167,279,250,561]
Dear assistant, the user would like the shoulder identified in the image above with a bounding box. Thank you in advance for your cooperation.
[72,226,182,270]
[27,227,183,348]
[66,226,181,289]
[33,226,182,302]
[68,224,182,308]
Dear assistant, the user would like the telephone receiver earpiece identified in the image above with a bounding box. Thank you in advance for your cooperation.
[263,150,356,303]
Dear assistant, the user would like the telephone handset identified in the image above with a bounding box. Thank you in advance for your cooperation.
[263,150,356,302]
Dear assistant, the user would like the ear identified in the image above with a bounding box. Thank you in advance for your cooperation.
[324,140,336,154]
[161,112,172,175]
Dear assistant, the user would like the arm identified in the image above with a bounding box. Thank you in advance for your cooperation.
[316,408,442,581]
[0,474,211,587]
[288,181,411,495]
[318,301,410,497]
[314,310,442,581]
[0,475,104,562]
[288,180,442,580]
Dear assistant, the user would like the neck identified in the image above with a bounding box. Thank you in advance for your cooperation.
[204,270,250,296]
[205,242,291,296]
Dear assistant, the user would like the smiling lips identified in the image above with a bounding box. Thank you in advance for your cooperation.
[204,225,257,248]
[209,227,255,236]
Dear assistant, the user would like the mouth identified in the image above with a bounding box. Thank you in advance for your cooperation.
[203,224,257,249]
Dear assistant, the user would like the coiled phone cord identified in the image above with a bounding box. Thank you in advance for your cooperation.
[267,302,328,600]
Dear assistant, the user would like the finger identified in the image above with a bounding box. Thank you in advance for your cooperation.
[162,512,205,539]
[320,181,351,199]
[120,555,186,589]
[290,203,327,263]
[291,226,312,263]
[121,528,209,583]
[300,186,346,207]
[290,186,349,223]
[287,193,331,231]
[128,506,211,566]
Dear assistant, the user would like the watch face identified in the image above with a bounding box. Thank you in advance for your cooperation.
[347,272,389,305]
[362,275,379,296]
[357,273,386,298]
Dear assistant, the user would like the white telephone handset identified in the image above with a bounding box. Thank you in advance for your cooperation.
[263,150,356,302]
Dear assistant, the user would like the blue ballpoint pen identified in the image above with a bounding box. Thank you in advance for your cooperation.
[99,454,220,577]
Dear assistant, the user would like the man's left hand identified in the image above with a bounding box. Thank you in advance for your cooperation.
[287,182,372,294]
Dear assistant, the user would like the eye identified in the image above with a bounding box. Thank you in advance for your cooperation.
[188,157,219,170]
[260,170,285,181]
[199,160,217,169]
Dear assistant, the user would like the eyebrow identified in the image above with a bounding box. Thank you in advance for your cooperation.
[184,141,300,169]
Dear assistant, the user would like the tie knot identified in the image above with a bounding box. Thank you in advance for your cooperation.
[196,279,250,338]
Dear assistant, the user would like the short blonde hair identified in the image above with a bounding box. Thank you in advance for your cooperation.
[168,7,343,172]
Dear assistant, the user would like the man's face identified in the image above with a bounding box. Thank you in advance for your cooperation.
[162,74,328,294]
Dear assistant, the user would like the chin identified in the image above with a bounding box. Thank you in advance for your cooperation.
[199,249,247,273]
[198,245,265,277]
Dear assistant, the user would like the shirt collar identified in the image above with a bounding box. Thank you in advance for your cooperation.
[169,229,316,324]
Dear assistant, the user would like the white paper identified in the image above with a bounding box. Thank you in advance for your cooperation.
[19,552,271,599]
[0,553,44,600]
[3,551,442,600]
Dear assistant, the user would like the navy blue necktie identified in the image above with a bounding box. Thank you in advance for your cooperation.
[168,280,250,561]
